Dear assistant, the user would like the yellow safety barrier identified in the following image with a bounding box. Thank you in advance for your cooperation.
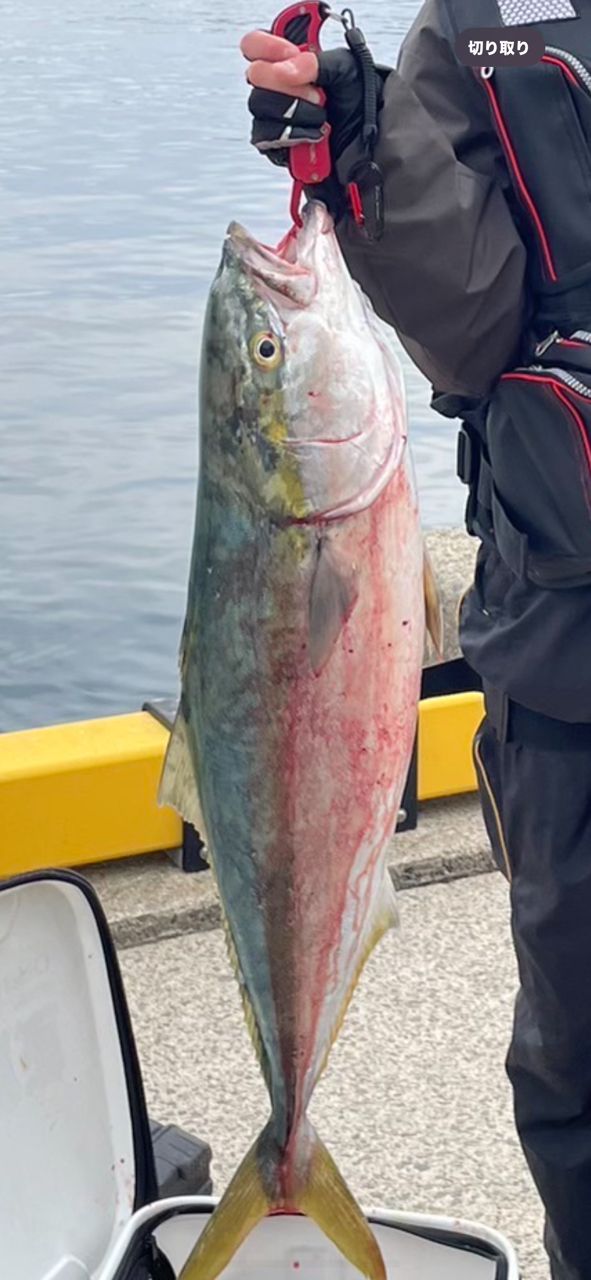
[0,713,182,876]
[0,692,485,875]
[418,691,484,801]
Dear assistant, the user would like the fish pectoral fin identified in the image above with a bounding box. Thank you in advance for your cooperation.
[180,1120,386,1280]
[157,709,209,856]
[424,543,444,659]
[298,1125,386,1280]
[309,537,359,675]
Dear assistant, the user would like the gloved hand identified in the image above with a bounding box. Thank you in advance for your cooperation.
[241,31,368,170]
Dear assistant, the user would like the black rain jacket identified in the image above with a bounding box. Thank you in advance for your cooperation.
[336,0,591,722]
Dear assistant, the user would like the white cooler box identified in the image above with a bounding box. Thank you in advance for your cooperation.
[0,872,520,1280]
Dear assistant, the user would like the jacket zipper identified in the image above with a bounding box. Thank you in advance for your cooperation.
[543,47,591,93]
[535,330,591,357]
[502,369,591,478]
[508,366,591,399]
[546,368,591,399]
[479,69,558,282]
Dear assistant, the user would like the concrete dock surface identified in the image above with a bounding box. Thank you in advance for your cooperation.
[118,872,547,1280]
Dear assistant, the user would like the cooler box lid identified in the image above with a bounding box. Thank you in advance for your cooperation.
[0,871,156,1280]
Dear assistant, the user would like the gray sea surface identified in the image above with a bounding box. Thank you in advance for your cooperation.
[0,0,465,730]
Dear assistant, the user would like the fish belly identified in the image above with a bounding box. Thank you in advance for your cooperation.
[271,462,424,1118]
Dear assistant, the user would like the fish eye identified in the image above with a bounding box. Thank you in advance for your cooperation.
[251,332,282,371]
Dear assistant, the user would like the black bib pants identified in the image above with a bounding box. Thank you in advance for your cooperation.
[474,689,591,1280]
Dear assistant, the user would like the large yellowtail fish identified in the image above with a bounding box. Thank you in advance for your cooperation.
[160,201,438,1280]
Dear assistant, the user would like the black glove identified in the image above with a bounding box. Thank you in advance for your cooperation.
[248,47,370,170]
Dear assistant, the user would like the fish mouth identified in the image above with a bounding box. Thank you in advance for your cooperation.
[228,201,332,253]
[226,221,299,268]
[225,206,328,306]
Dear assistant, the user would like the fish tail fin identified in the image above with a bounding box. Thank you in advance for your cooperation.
[179,1128,270,1280]
[158,708,208,851]
[295,1123,387,1280]
[180,1120,386,1280]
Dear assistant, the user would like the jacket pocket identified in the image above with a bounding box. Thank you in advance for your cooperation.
[486,352,591,588]
[473,724,513,883]
[479,55,591,279]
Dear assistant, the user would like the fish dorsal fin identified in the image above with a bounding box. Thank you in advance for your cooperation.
[308,537,359,675]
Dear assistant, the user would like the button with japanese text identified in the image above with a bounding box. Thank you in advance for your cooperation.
[455,27,545,66]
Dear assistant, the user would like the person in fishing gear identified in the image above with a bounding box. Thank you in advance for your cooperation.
[241,2,591,1278]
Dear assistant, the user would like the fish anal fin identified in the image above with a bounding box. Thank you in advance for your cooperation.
[309,538,359,675]
[424,544,444,658]
[158,709,209,858]
[318,874,398,1080]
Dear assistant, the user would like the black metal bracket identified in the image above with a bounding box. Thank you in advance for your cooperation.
[396,733,418,833]
[394,658,483,837]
